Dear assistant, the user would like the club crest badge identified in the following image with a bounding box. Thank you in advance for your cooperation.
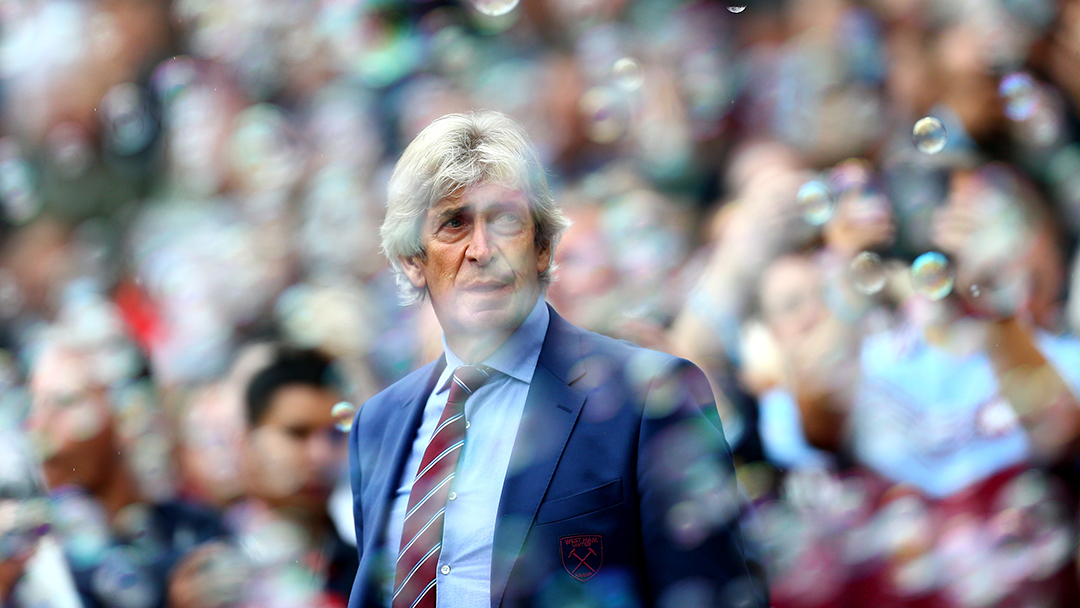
[560,534,603,582]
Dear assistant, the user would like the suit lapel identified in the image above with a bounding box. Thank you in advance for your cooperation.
[491,308,587,608]
[365,358,445,560]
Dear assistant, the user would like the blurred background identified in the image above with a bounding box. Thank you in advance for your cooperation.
[2,0,1080,606]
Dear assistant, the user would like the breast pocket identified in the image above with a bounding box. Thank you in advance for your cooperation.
[536,478,624,525]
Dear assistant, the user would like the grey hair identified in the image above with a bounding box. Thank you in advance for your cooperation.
[380,110,571,305]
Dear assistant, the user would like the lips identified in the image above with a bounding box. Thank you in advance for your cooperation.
[466,280,511,292]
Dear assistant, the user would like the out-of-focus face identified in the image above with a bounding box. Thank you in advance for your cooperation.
[26,348,117,493]
[1019,221,1064,329]
[760,256,827,344]
[402,182,550,353]
[245,384,347,517]
[546,205,618,327]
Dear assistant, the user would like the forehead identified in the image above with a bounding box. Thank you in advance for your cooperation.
[431,182,530,213]
[31,348,94,394]
[259,384,339,426]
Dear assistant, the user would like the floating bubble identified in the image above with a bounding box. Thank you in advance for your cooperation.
[999,73,1038,122]
[331,401,356,433]
[92,546,159,608]
[0,155,40,225]
[46,122,93,179]
[849,251,886,295]
[50,488,111,568]
[579,86,630,144]
[667,500,709,548]
[471,0,519,16]
[611,57,644,91]
[912,117,947,154]
[910,251,954,300]
[240,518,308,566]
[151,56,198,104]
[727,5,747,12]
[100,83,156,156]
[796,180,835,226]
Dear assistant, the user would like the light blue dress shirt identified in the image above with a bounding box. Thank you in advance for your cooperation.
[382,297,549,608]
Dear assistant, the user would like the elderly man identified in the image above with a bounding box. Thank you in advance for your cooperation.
[348,111,763,608]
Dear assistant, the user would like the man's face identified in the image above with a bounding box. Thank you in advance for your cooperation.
[26,349,116,493]
[402,182,550,347]
[246,384,347,517]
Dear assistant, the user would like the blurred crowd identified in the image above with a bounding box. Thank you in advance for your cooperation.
[1,0,1080,606]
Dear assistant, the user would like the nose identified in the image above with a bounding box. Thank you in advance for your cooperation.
[465,220,493,265]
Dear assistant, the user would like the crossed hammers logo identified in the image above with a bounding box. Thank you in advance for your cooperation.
[568,547,597,574]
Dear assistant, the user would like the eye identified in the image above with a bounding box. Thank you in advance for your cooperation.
[445,217,465,229]
[491,212,524,233]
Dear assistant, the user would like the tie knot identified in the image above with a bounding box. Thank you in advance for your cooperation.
[451,364,495,396]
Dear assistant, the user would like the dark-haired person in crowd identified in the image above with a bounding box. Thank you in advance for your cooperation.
[346,110,764,608]
[170,346,359,608]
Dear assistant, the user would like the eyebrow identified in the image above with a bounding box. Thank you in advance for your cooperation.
[432,206,467,225]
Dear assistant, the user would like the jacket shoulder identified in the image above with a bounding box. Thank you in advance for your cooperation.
[356,358,441,424]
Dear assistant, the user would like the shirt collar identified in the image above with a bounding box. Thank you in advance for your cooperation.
[437,296,549,393]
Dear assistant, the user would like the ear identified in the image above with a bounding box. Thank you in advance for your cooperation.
[536,243,551,275]
[400,255,428,290]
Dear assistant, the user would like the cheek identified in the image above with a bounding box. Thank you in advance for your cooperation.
[248,430,305,497]
[33,403,108,457]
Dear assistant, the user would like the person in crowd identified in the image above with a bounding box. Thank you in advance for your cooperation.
[745,162,1080,607]
[2,295,224,608]
[169,346,359,608]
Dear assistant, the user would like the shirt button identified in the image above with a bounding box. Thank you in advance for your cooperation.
[448,491,457,501]
[465,420,470,429]
[440,565,451,575]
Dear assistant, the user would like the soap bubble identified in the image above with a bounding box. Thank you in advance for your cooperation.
[912,117,947,155]
[331,401,356,433]
[100,83,157,156]
[849,251,886,295]
[0,150,40,225]
[46,122,93,179]
[611,57,644,91]
[999,73,1039,122]
[796,180,835,226]
[91,546,159,608]
[579,86,630,144]
[151,56,198,104]
[910,252,954,300]
[727,5,747,12]
[471,0,519,16]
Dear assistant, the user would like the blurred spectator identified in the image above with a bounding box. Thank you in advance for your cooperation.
[5,291,224,608]
[742,162,1080,607]
[175,346,357,608]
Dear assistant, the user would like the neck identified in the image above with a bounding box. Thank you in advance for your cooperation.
[446,329,514,364]
[98,460,143,525]
[265,503,331,548]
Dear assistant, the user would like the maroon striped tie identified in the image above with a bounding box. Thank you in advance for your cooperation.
[392,365,494,608]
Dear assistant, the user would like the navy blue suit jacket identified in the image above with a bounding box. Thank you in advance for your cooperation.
[348,306,764,608]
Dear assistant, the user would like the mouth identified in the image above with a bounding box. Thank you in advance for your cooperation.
[466,280,511,292]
